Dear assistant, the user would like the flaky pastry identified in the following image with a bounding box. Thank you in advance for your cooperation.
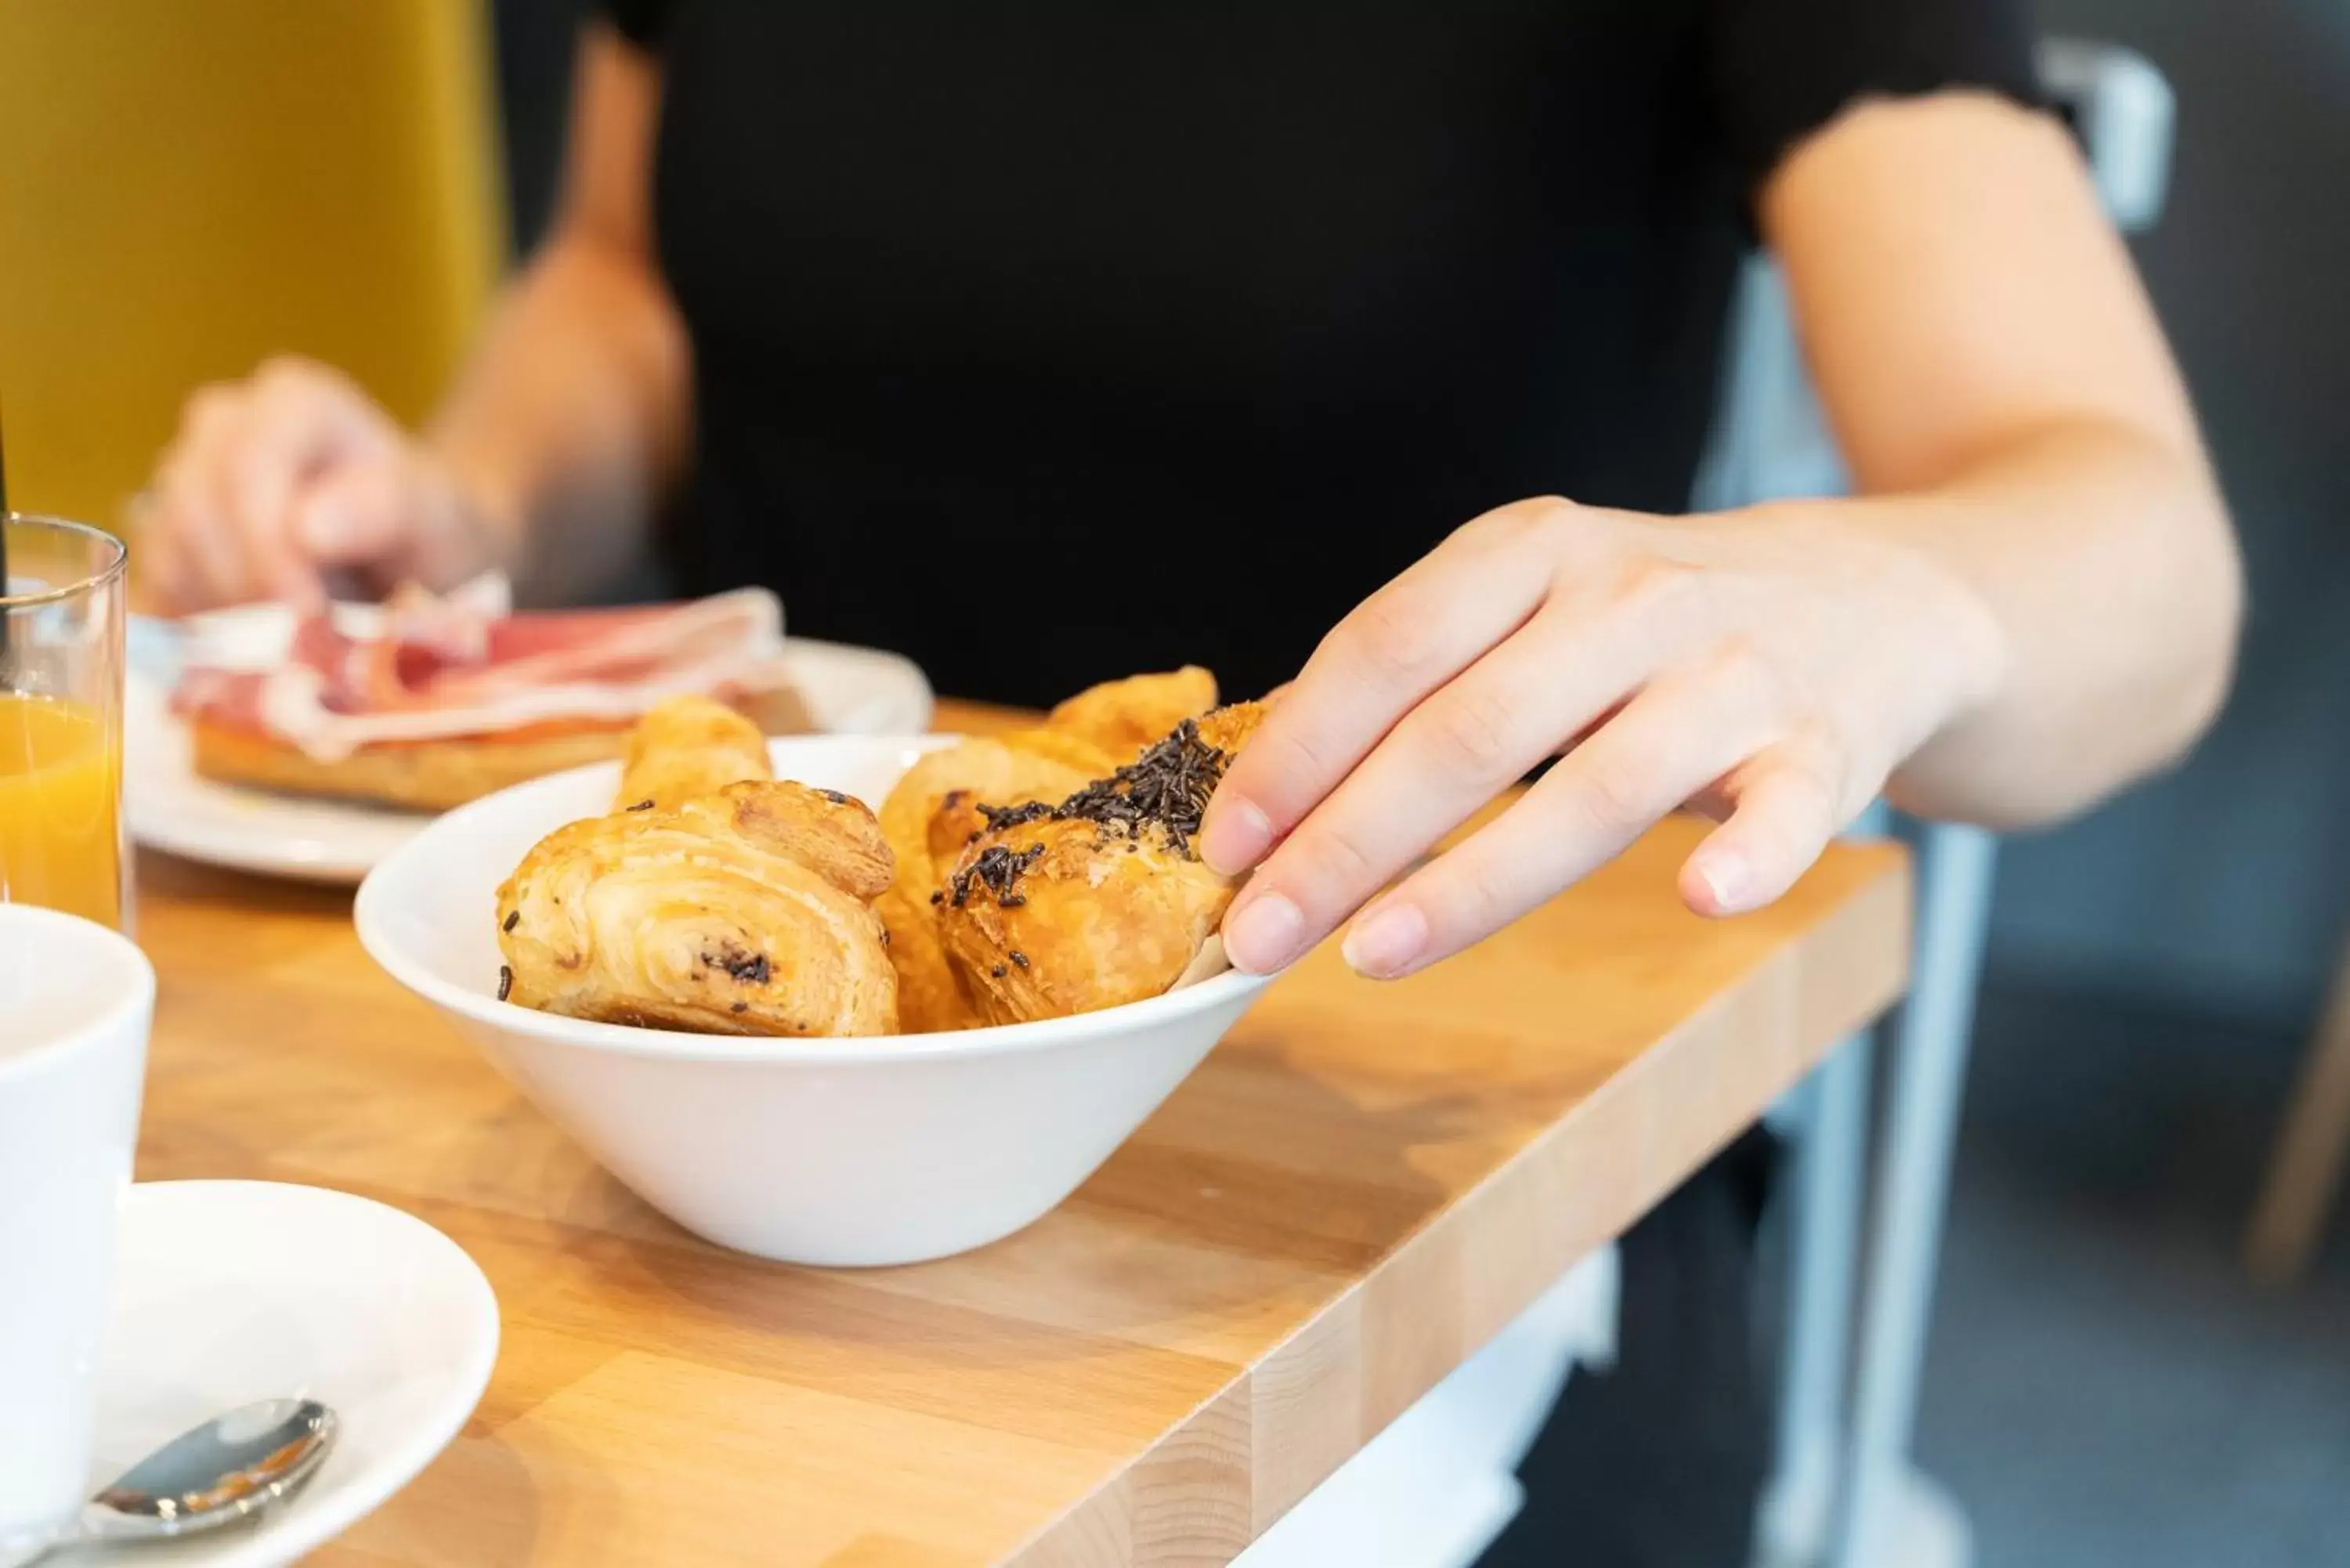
[873,732,1116,1031]
[1046,667,1217,759]
[936,703,1269,1024]
[497,780,898,1036]
[616,694,773,809]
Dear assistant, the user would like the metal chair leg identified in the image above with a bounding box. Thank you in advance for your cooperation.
[1755,1027,1875,1568]
[1831,823,1999,1568]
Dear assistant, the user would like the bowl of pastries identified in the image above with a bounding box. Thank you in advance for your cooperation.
[356,668,1277,1265]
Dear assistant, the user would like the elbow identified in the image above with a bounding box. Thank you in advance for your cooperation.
[2038,482,2244,824]
[2138,480,2245,775]
[1889,475,2244,833]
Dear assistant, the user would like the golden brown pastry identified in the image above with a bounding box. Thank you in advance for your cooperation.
[614,694,775,810]
[1046,667,1217,759]
[871,733,1115,1031]
[497,780,898,1036]
[870,884,966,1035]
[935,705,1267,1024]
[1194,698,1271,759]
[938,815,1235,1024]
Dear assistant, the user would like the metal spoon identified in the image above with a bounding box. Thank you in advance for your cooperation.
[5,1399,337,1563]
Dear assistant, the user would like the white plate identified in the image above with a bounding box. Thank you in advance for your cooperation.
[50,1181,498,1568]
[125,626,935,884]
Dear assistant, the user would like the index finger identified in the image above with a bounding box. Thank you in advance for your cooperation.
[1199,500,1562,875]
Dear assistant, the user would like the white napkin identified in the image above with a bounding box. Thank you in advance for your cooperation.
[1170,931,1231,991]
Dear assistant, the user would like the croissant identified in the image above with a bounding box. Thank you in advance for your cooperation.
[1194,699,1270,759]
[936,703,1270,1024]
[497,779,898,1036]
[616,694,773,811]
[873,732,1117,1031]
[1047,667,1217,760]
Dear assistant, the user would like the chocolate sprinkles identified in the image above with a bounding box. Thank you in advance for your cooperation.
[501,909,519,933]
[977,800,1054,834]
[945,719,1236,906]
[627,798,656,811]
[1056,718,1227,854]
[497,964,512,1002]
[704,945,772,985]
[949,841,1047,908]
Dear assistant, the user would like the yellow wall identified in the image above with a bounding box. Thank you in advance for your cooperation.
[0,1,505,529]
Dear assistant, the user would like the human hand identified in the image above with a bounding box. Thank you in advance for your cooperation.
[139,356,504,613]
[1201,496,2009,977]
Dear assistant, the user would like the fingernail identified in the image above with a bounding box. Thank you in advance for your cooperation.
[1343,901,1428,979]
[1697,851,1752,914]
[1224,891,1304,974]
[1200,794,1274,876]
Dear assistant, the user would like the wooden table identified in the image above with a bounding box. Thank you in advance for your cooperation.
[132,703,1909,1568]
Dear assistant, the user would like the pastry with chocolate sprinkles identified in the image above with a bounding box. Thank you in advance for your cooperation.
[1052,717,1227,854]
[949,841,1047,908]
[947,706,1267,909]
[935,701,1269,1025]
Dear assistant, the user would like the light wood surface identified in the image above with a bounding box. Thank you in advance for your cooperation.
[131,702,1911,1568]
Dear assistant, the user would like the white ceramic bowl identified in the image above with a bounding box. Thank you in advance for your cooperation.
[354,736,1271,1266]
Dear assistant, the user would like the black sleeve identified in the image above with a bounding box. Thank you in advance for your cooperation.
[596,0,672,52]
[1708,0,2046,208]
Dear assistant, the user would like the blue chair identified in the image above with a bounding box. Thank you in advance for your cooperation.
[1712,42,2180,1568]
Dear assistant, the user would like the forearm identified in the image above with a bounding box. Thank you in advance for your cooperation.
[1758,93,2243,829]
[424,232,690,605]
[1834,415,2240,828]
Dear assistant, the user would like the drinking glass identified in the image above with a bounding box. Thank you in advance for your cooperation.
[0,514,129,930]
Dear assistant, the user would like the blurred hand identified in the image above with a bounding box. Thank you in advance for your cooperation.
[139,356,504,613]
[1200,496,2009,977]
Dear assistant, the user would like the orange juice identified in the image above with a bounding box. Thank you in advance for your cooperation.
[0,692,123,928]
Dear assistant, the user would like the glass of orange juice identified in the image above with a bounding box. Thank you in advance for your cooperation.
[1,515,128,930]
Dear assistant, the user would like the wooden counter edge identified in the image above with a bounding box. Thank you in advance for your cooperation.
[1003,848,1913,1568]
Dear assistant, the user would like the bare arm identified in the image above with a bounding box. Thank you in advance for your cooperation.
[430,26,689,603]
[1766,91,2242,827]
[1206,91,2244,979]
[141,26,686,612]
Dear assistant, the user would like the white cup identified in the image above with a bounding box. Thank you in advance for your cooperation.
[0,905,153,1555]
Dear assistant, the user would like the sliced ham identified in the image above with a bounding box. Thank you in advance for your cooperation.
[173,584,799,763]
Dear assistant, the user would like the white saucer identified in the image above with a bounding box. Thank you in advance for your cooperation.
[125,622,935,884]
[48,1181,498,1568]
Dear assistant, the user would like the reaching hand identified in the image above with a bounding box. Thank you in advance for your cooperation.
[1201,495,2007,977]
[139,356,503,612]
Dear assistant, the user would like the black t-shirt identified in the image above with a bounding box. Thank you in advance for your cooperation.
[602,0,2036,707]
